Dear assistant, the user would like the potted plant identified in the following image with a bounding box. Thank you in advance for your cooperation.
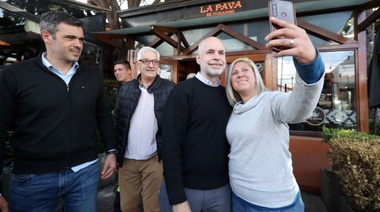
[321,126,380,211]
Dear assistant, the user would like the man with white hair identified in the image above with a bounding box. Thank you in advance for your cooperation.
[113,46,175,212]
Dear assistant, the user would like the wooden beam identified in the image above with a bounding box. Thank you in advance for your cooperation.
[265,53,277,91]
[357,0,380,12]
[147,26,190,54]
[93,34,128,51]
[357,8,380,32]
[174,31,181,55]
[317,43,359,51]
[181,24,224,55]
[179,31,190,49]
[181,23,268,55]
[355,9,369,133]
[219,24,267,50]
[297,19,352,44]
[226,54,267,63]
[226,49,271,56]
[148,32,174,48]
[150,26,185,51]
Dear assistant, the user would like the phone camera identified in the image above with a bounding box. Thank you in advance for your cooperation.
[271,1,278,17]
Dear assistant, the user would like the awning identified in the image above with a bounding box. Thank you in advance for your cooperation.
[93,0,374,38]
[92,0,378,55]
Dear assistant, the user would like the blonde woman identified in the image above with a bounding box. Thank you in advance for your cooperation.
[225,17,325,212]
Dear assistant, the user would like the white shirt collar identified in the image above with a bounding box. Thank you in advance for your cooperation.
[195,72,221,87]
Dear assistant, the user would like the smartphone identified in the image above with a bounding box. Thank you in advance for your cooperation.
[268,0,296,33]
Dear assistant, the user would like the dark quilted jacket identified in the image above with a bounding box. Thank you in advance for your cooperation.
[113,74,175,166]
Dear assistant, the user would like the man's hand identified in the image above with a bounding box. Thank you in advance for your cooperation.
[0,196,9,212]
[172,201,191,212]
[100,154,117,179]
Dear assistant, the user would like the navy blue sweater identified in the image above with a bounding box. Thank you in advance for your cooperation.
[162,77,232,205]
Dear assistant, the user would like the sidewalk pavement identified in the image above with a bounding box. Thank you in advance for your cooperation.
[96,182,328,212]
[302,191,328,212]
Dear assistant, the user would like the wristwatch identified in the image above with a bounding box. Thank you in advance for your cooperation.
[106,149,118,155]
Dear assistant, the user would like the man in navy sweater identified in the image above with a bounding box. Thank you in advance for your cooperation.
[160,37,232,212]
[0,11,117,211]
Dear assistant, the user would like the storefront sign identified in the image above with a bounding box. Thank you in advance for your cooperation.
[119,0,267,27]
[200,1,243,17]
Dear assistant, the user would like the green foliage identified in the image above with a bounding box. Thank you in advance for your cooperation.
[321,126,379,143]
[321,126,380,211]
[103,79,119,109]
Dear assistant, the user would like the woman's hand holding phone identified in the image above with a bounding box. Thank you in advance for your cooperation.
[268,0,296,52]
[265,17,317,64]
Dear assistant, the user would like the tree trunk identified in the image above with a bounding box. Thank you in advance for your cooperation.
[128,0,141,8]
[88,0,121,30]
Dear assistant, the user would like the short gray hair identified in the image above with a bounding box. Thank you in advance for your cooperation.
[136,46,160,61]
[40,11,83,37]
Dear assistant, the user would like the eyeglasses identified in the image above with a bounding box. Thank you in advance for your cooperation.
[139,59,160,66]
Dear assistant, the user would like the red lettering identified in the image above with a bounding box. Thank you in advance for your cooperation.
[220,3,228,10]
[201,1,242,15]
[234,1,242,9]
[200,5,213,13]
[228,2,234,9]
[215,4,221,11]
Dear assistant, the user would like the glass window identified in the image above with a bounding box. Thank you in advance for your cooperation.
[299,11,353,46]
[277,51,357,133]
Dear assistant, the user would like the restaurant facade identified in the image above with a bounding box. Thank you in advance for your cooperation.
[93,0,380,192]
[1,0,379,193]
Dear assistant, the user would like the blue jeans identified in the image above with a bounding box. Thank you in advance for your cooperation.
[232,191,304,212]
[9,162,100,212]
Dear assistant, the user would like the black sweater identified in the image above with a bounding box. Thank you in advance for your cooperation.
[0,55,116,174]
[162,77,232,205]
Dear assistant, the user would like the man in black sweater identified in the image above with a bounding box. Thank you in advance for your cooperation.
[0,11,117,211]
[160,37,232,211]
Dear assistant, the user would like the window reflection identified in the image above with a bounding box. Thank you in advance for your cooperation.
[277,51,357,132]
[159,64,172,81]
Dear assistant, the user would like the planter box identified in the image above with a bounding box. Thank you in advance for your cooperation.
[320,168,355,212]
[320,168,341,212]
[290,136,331,192]
[340,196,354,212]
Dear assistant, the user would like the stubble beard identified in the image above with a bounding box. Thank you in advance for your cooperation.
[51,41,81,63]
[204,65,226,78]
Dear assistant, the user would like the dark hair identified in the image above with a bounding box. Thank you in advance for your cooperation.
[114,60,131,70]
[40,11,83,37]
